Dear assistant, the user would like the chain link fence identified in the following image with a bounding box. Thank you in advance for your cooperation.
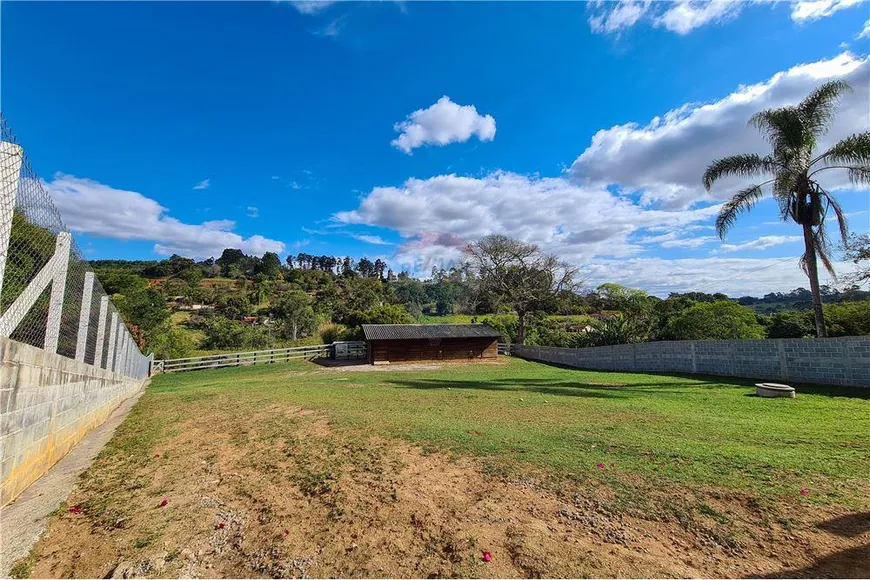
[0,116,151,379]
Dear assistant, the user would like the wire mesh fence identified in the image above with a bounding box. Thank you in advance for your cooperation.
[0,116,151,379]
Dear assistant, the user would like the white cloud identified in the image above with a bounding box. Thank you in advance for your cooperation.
[271,175,280,180]
[640,231,717,248]
[588,0,867,35]
[335,171,721,272]
[44,174,285,259]
[569,52,870,209]
[718,235,803,253]
[352,234,392,245]
[247,206,260,218]
[583,257,851,296]
[791,0,865,21]
[655,0,744,34]
[286,1,337,15]
[391,96,496,154]
[588,0,651,34]
[858,18,870,37]
[193,178,210,190]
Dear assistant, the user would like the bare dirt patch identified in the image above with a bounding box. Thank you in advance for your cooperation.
[19,398,870,579]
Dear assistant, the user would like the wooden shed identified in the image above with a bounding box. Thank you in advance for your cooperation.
[361,324,502,364]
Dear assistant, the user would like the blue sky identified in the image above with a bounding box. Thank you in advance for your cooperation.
[2,0,869,295]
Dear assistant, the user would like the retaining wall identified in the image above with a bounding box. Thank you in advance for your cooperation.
[511,337,870,388]
[1,338,145,505]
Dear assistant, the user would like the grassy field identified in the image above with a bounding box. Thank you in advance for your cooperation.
[17,358,870,578]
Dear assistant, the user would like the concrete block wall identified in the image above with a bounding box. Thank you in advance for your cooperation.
[511,336,870,388]
[1,338,145,505]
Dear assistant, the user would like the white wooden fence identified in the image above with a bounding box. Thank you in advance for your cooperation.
[497,343,512,356]
[153,341,367,374]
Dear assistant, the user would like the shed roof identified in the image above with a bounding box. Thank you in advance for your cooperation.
[361,324,502,341]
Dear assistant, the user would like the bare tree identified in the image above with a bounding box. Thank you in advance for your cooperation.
[464,235,579,344]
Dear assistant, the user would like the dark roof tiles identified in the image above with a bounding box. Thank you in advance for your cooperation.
[361,324,502,340]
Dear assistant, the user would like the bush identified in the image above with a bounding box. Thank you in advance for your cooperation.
[825,300,870,336]
[146,322,195,359]
[663,301,765,340]
[765,311,815,338]
[201,316,274,349]
[480,314,519,344]
[318,323,349,344]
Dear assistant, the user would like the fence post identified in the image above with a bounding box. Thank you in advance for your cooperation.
[93,296,108,367]
[44,232,71,353]
[106,312,118,371]
[0,141,22,301]
[74,271,94,361]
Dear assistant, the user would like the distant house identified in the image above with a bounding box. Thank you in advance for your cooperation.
[362,324,502,365]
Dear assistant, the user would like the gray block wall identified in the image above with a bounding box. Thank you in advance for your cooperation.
[1,338,146,505]
[511,337,869,388]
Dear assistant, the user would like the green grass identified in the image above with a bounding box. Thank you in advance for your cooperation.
[145,358,870,507]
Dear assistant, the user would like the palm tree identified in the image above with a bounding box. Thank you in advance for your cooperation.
[703,81,870,337]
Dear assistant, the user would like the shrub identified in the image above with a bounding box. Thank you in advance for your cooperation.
[663,301,765,340]
[765,311,815,338]
[825,300,870,336]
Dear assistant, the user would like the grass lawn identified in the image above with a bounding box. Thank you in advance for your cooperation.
[17,358,870,578]
[150,357,868,502]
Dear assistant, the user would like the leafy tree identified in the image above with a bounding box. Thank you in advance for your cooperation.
[113,286,170,334]
[703,80,869,337]
[465,234,578,344]
[255,251,283,279]
[584,315,649,346]
[356,257,377,278]
[216,248,246,277]
[843,232,870,286]
[824,301,870,337]
[765,311,815,338]
[272,290,316,340]
[216,292,251,319]
[146,322,195,359]
[343,305,414,339]
[664,301,765,340]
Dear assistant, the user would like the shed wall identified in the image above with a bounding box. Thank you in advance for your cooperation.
[369,337,498,363]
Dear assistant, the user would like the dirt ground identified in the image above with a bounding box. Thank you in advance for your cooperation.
[19,402,870,579]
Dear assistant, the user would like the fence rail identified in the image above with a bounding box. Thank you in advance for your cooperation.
[497,343,512,356]
[0,117,149,379]
[154,343,365,373]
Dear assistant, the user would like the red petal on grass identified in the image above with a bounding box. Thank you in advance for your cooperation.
[159,497,168,507]
[68,505,82,514]
[597,463,605,469]
[482,551,492,562]
[800,488,809,496]
[215,522,225,529]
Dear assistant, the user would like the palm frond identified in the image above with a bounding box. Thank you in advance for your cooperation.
[813,224,837,277]
[798,80,851,138]
[847,165,870,186]
[715,184,765,238]
[822,190,850,247]
[702,154,777,190]
[749,107,805,151]
[812,132,870,168]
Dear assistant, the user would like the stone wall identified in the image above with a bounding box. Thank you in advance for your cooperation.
[511,337,869,388]
[1,338,146,505]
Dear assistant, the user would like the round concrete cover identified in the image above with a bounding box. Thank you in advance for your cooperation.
[755,383,796,398]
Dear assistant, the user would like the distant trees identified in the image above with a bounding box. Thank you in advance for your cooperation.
[704,80,870,337]
[465,235,579,344]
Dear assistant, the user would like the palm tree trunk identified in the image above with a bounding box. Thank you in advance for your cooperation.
[802,223,827,338]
